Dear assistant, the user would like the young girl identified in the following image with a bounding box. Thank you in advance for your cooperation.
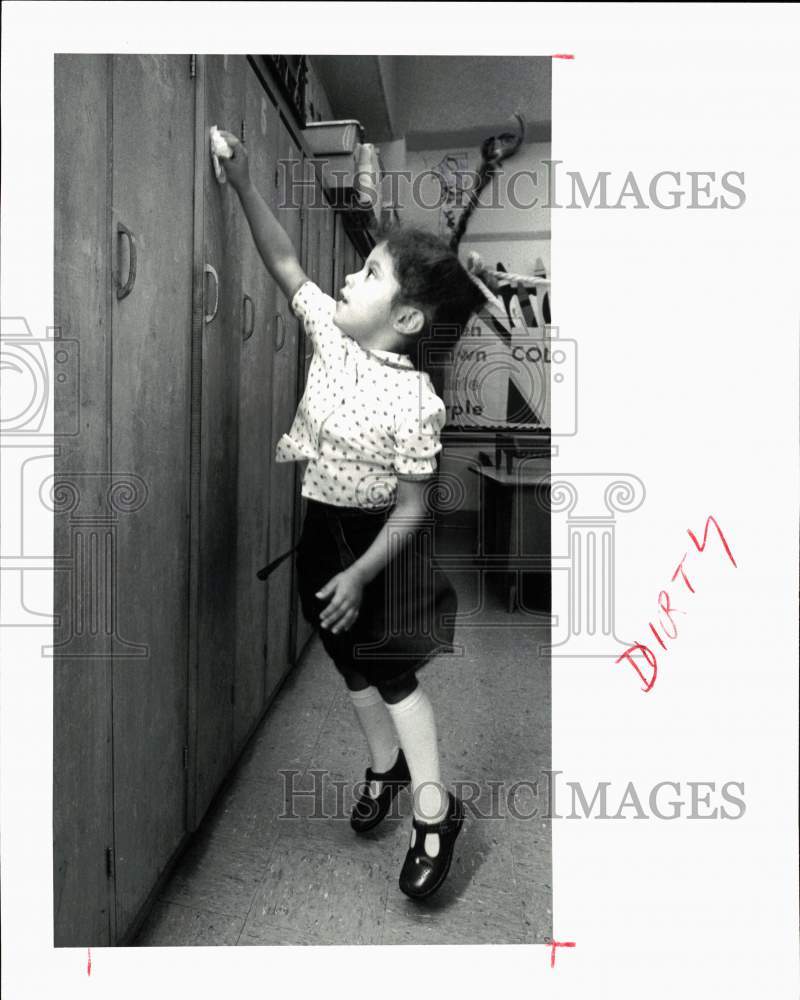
[219,130,485,900]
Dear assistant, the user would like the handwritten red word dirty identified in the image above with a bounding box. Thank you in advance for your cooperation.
[616,516,737,692]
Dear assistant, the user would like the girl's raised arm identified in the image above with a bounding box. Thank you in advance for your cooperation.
[218,129,307,302]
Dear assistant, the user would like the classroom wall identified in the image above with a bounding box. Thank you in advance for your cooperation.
[387,139,553,516]
[375,56,551,145]
[402,141,551,246]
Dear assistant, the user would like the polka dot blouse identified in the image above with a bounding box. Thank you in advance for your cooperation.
[275,279,446,510]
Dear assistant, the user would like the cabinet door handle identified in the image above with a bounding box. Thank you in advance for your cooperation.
[204,263,219,324]
[274,312,286,351]
[115,222,137,300]
[242,293,255,342]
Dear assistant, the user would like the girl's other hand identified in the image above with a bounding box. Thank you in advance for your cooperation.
[217,129,251,192]
[316,568,364,634]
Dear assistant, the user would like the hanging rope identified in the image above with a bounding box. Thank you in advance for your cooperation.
[447,112,526,252]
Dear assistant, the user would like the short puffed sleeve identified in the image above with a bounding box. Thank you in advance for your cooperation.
[290,279,340,355]
[392,374,447,480]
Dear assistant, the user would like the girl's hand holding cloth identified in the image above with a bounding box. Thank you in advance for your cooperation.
[214,128,251,193]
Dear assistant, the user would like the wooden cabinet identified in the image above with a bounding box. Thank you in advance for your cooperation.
[192,53,247,823]
[108,52,196,938]
[233,66,279,753]
[318,178,336,297]
[292,161,333,664]
[53,53,116,949]
[54,52,196,946]
[265,118,304,703]
[53,52,368,946]
[333,213,346,301]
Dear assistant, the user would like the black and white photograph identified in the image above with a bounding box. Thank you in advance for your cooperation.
[51,53,554,947]
[2,4,799,999]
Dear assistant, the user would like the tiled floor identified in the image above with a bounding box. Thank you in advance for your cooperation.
[135,527,552,946]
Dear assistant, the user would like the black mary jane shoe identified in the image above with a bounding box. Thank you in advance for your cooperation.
[398,792,464,900]
[350,748,412,834]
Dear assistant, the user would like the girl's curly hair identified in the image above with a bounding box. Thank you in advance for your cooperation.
[377,223,487,397]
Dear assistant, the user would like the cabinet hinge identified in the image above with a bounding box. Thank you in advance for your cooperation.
[190,54,196,79]
[183,746,189,770]
[105,846,113,879]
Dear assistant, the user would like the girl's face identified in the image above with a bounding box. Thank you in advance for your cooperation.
[335,242,403,346]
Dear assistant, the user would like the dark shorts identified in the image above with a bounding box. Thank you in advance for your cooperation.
[296,497,458,685]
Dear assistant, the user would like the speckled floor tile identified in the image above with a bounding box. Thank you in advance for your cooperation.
[238,923,341,946]
[288,785,413,866]
[198,770,314,848]
[241,839,389,946]
[381,873,528,946]
[230,636,342,779]
[135,900,244,946]
[511,853,553,942]
[156,834,276,918]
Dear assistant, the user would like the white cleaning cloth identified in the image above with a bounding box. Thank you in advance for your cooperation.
[209,125,233,184]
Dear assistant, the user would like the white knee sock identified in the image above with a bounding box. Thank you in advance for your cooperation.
[386,686,448,856]
[348,686,400,796]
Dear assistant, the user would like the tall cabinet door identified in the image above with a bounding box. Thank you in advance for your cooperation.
[233,69,279,751]
[53,53,115,948]
[319,196,335,298]
[265,117,303,702]
[109,54,195,933]
[193,54,247,821]
[299,157,319,386]
[292,159,321,664]
[333,214,345,305]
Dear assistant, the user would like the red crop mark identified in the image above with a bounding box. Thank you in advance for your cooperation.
[549,940,576,968]
[552,54,575,59]
[87,948,92,976]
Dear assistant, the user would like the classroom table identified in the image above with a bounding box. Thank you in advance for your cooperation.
[470,460,551,613]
